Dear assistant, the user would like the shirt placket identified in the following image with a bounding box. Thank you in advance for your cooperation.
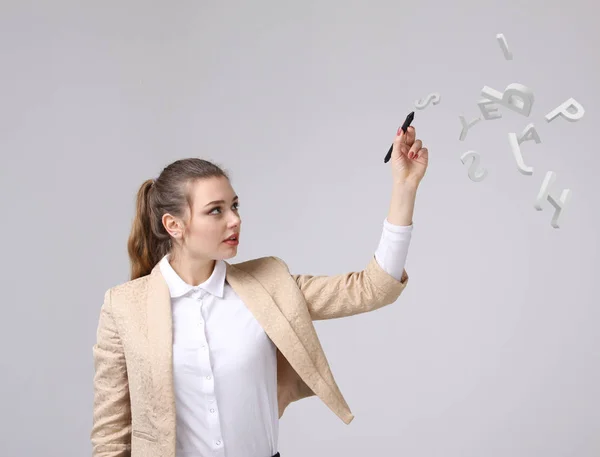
[191,288,225,455]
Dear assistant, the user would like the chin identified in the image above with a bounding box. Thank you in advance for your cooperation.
[216,247,238,261]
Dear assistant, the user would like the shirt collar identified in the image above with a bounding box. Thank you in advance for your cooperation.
[158,253,226,299]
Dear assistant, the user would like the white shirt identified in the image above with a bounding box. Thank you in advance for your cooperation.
[159,218,413,457]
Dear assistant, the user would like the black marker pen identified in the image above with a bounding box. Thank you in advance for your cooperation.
[384,111,415,163]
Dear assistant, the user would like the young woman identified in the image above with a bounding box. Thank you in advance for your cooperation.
[91,126,429,457]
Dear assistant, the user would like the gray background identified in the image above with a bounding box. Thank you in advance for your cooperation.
[1,0,598,455]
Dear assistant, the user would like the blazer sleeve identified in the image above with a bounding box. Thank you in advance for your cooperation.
[271,255,409,321]
[91,289,132,457]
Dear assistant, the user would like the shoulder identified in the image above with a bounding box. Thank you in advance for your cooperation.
[103,275,152,308]
[228,255,290,276]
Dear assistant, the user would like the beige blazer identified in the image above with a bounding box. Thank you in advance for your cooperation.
[91,255,409,457]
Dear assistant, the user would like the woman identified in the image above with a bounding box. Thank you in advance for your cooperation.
[91,126,429,457]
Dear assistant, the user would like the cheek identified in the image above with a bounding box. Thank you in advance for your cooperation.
[194,219,223,243]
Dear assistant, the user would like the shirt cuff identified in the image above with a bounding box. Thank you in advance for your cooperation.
[375,221,412,282]
[384,217,413,233]
[383,217,413,241]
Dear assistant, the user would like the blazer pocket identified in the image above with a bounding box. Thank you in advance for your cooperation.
[132,429,158,442]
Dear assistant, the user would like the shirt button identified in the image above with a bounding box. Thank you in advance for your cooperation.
[206,375,212,380]
[210,408,215,413]
[216,440,221,445]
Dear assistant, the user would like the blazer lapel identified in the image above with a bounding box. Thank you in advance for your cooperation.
[146,264,176,435]
[224,262,342,408]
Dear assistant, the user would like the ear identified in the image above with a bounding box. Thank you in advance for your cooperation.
[162,213,180,235]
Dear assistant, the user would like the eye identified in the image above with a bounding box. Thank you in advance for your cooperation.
[209,201,240,215]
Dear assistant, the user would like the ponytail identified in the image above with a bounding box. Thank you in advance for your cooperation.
[127,179,170,280]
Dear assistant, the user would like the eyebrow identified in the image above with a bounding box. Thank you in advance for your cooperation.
[204,195,239,207]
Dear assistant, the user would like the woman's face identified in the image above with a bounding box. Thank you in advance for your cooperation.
[172,176,242,261]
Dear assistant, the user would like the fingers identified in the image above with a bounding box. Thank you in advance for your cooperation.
[393,130,409,157]
[403,126,416,146]
[394,126,426,160]
[408,139,422,158]
[415,147,428,160]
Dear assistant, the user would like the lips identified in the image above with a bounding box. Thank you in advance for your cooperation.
[224,233,239,241]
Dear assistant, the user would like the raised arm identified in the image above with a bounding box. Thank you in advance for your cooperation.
[91,289,132,457]
[272,254,409,320]
[273,122,428,321]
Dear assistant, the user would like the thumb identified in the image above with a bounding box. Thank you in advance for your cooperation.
[393,129,408,158]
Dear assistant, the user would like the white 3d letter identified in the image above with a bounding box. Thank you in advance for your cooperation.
[545,98,585,123]
[415,92,441,110]
[508,133,533,175]
[518,123,541,144]
[496,33,513,60]
[478,98,502,120]
[481,83,535,117]
[508,124,542,175]
[460,150,488,182]
[459,115,482,141]
[534,171,572,228]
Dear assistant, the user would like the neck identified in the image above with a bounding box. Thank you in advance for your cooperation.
[168,251,216,286]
